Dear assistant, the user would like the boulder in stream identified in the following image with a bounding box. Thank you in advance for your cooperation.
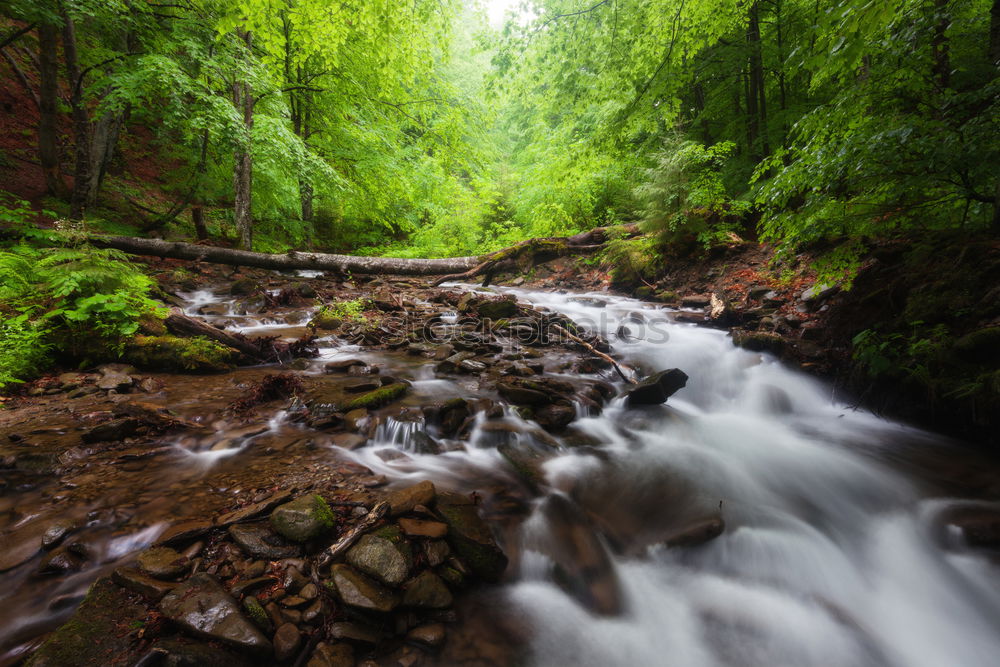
[346,525,414,586]
[624,369,688,408]
[159,573,272,655]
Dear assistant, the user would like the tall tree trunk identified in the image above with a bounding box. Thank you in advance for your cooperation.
[232,29,254,250]
[992,0,1000,67]
[61,11,91,220]
[990,0,1000,231]
[37,23,65,198]
[191,206,208,241]
[746,1,768,159]
[931,0,950,89]
[86,104,126,208]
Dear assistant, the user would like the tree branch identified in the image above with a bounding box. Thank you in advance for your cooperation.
[0,23,35,51]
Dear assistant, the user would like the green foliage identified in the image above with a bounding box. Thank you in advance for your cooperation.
[319,299,369,323]
[0,314,51,389]
[852,322,952,380]
[0,198,165,383]
[600,232,661,285]
[636,138,750,247]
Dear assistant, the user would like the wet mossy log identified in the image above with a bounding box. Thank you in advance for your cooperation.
[92,225,638,282]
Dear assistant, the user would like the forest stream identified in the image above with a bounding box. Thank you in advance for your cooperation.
[3,274,1000,667]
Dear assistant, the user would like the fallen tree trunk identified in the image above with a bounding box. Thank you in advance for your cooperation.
[164,310,267,361]
[92,224,638,280]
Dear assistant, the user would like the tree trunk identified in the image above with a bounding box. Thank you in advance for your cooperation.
[746,2,768,159]
[90,225,636,278]
[233,29,254,250]
[37,23,66,198]
[61,11,91,220]
[86,104,126,208]
[191,206,208,241]
[931,0,950,89]
[992,0,1000,67]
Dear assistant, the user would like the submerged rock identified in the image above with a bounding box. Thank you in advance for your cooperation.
[159,574,272,655]
[436,494,508,582]
[623,369,688,408]
[387,480,436,516]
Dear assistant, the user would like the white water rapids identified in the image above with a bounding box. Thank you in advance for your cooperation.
[348,286,1000,667]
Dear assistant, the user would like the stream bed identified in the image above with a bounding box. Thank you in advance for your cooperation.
[3,282,1000,666]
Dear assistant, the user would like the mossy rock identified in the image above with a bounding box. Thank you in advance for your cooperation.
[634,286,654,299]
[655,290,679,303]
[124,335,236,373]
[27,578,148,667]
[309,311,343,331]
[269,494,335,542]
[476,298,518,320]
[954,327,1000,364]
[731,330,786,354]
[138,313,168,336]
[340,382,409,411]
[229,278,258,296]
[435,496,508,583]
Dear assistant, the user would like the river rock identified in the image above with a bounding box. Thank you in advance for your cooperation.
[328,564,400,612]
[41,518,76,550]
[663,516,726,547]
[423,540,451,567]
[273,623,302,662]
[81,417,142,443]
[96,372,134,392]
[398,517,448,538]
[407,623,446,648]
[307,642,354,667]
[270,494,335,542]
[328,622,382,644]
[331,432,367,450]
[534,403,576,430]
[402,570,453,608]
[112,566,176,600]
[387,480,436,516]
[346,526,413,586]
[436,494,508,582]
[137,546,189,579]
[623,369,688,408]
[159,573,272,655]
[229,523,301,559]
[497,381,551,406]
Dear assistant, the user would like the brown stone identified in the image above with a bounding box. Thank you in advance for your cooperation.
[398,517,447,539]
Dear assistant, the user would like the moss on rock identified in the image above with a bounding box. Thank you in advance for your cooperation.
[341,382,409,411]
[124,335,236,372]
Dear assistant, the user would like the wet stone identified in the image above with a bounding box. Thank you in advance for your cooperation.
[328,564,400,612]
[96,373,134,392]
[307,642,354,667]
[402,570,453,609]
[270,494,335,542]
[346,528,413,586]
[406,623,446,647]
[159,573,272,655]
[398,517,448,539]
[112,566,177,601]
[387,480,437,517]
[331,432,367,450]
[423,540,450,567]
[623,369,688,408]
[229,523,302,559]
[41,518,76,549]
[230,576,278,597]
[273,623,302,662]
[138,546,189,579]
[436,494,508,583]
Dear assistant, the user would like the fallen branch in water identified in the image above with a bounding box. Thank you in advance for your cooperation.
[314,501,389,571]
[551,323,636,384]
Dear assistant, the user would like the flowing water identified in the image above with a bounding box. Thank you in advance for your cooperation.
[3,283,1000,666]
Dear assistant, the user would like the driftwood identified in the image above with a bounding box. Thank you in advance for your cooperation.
[164,310,267,361]
[92,224,639,282]
[314,501,389,571]
[552,323,637,384]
